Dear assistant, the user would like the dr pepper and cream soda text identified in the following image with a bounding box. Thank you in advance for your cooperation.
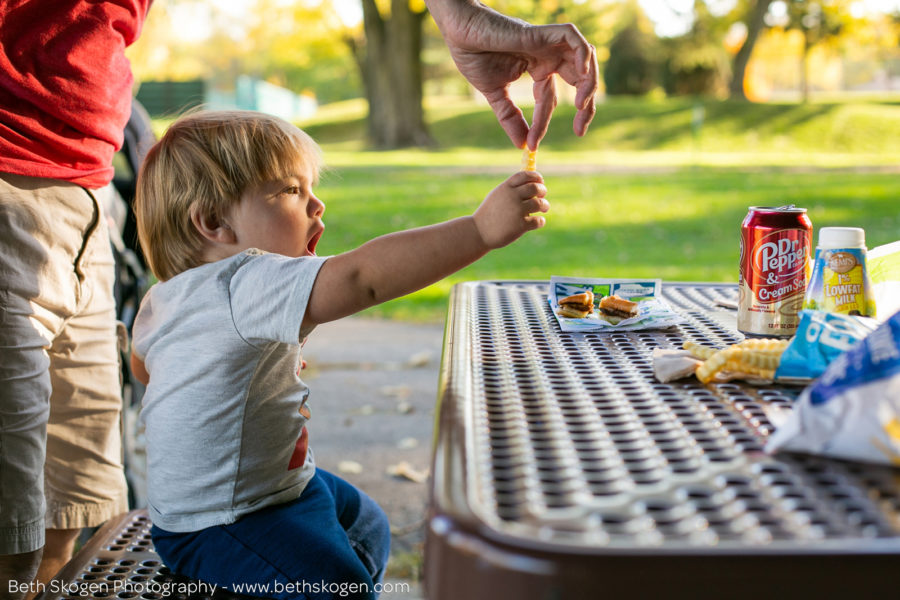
[738,206,813,337]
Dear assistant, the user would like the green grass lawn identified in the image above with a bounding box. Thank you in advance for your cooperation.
[315,166,900,321]
[304,95,900,166]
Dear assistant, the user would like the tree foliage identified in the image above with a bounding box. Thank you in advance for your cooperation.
[603,6,662,96]
[128,0,360,103]
[662,0,731,96]
[126,0,900,120]
[776,0,857,100]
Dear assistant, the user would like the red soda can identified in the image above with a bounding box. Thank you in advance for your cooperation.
[738,205,813,337]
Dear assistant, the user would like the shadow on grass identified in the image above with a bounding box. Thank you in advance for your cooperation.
[307,98,900,158]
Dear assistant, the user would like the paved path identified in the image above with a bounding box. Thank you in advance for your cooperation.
[301,316,445,598]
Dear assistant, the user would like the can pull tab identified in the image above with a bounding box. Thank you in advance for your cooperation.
[775,204,797,210]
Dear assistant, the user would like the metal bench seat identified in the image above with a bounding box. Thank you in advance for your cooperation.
[36,510,259,600]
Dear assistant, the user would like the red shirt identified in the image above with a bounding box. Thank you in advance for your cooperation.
[0,0,151,188]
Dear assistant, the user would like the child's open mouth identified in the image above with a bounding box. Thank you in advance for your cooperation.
[307,228,323,256]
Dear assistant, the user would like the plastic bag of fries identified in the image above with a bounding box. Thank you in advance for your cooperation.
[765,309,900,465]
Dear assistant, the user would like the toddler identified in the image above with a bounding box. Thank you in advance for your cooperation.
[130,110,548,599]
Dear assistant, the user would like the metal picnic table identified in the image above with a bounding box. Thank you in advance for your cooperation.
[424,280,900,599]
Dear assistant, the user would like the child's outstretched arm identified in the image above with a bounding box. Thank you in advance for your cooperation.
[303,170,548,327]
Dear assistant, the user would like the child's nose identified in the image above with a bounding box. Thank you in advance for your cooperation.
[309,194,325,218]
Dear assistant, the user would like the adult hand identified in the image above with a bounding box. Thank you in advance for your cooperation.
[427,0,598,150]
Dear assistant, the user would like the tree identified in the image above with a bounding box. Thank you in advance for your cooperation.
[663,0,731,96]
[347,0,431,148]
[729,0,775,99]
[604,6,662,96]
[782,0,853,101]
[347,0,615,149]
[128,0,360,104]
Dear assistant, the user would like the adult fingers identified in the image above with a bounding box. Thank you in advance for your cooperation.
[531,24,592,76]
[573,46,599,136]
[574,43,599,111]
[527,77,556,151]
[484,88,530,149]
[574,91,597,137]
[527,24,598,139]
[564,23,593,77]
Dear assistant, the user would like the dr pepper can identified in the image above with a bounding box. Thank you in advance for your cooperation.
[738,205,813,337]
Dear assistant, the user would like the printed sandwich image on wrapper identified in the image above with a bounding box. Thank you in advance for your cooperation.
[548,276,686,332]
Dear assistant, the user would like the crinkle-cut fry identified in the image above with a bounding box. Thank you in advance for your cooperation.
[735,338,789,352]
[724,358,776,379]
[522,148,537,172]
[683,341,718,360]
[734,349,782,370]
[693,338,788,383]
[695,347,738,383]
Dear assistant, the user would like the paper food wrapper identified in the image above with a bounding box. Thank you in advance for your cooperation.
[766,309,900,466]
[548,276,685,332]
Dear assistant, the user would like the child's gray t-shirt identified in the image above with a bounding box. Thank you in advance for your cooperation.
[132,249,327,532]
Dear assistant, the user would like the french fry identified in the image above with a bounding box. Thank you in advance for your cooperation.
[683,341,718,360]
[522,148,537,172]
[690,338,789,384]
[695,347,738,383]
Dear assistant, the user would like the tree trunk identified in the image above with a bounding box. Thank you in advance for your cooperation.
[729,0,774,100]
[801,33,812,103]
[353,0,431,149]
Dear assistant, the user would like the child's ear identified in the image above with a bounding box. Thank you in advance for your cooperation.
[191,206,236,244]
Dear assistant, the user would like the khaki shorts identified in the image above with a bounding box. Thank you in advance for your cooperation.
[0,173,128,555]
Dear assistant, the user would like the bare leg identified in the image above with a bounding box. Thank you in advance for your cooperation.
[27,529,80,600]
[0,549,42,600]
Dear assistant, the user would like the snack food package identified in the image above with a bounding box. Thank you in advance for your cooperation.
[868,240,900,321]
[766,309,900,466]
[773,309,878,384]
[548,276,685,332]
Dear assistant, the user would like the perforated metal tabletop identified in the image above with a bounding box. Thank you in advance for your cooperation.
[425,281,900,599]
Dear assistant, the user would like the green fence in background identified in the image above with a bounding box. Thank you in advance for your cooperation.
[136,80,206,118]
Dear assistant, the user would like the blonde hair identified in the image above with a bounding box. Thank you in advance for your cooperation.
[135,109,322,281]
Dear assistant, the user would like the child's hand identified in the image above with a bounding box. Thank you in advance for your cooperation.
[473,171,549,249]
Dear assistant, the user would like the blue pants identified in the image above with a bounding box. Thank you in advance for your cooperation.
[151,469,391,599]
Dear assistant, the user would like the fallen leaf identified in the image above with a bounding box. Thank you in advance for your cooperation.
[380,385,411,400]
[338,460,363,474]
[406,351,432,368]
[387,461,429,483]
[397,437,419,450]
